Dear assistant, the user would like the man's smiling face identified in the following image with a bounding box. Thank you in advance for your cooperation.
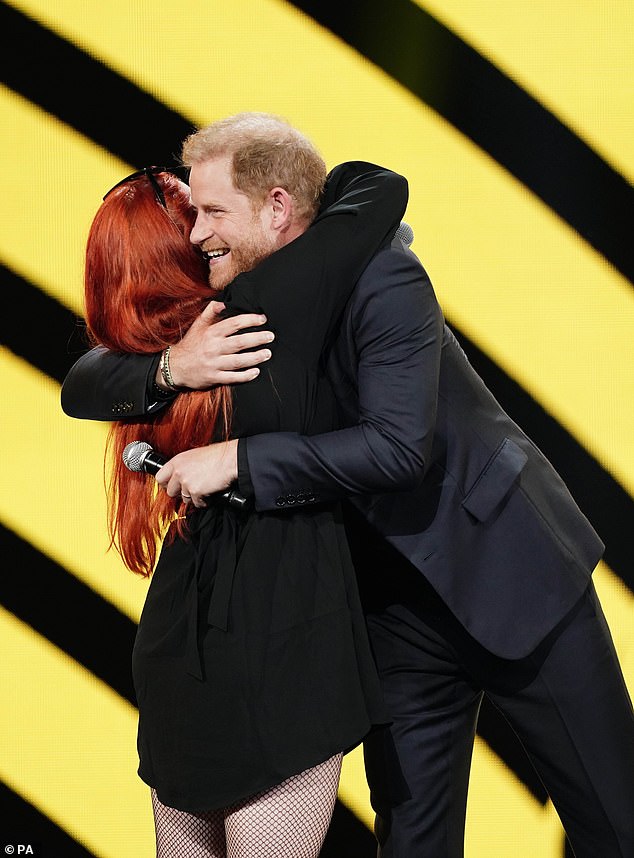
[189,155,278,290]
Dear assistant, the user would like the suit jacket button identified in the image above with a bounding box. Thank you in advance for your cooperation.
[286,494,297,505]
[276,496,286,507]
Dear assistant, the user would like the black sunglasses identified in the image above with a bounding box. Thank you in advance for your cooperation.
[103,165,189,208]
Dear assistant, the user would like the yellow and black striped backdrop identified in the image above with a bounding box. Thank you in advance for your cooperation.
[1,1,632,855]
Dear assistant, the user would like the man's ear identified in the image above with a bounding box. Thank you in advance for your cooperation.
[267,187,293,231]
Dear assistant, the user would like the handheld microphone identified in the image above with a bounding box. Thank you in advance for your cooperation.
[395,221,414,247]
[123,440,167,474]
[122,441,249,510]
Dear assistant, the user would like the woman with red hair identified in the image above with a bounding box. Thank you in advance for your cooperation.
[82,152,406,858]
[84,170,232,576]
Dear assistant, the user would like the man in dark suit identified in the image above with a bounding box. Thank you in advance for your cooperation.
[62,187,634,856]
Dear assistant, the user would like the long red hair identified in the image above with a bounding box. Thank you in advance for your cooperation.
[84,172,232,577]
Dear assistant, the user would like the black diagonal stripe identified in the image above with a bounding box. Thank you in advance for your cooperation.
[0,789,373,858]
[0,781,96,858]
[477,697,548,804]
[0,523,137,706]
[1,263,87,384]
[452,320,634,592]
[4,1,633,284]
[1,1,194,167]
[0,781,97,858]
[321,799,377,856]
[0,782,372,858]
[291,0,634,284]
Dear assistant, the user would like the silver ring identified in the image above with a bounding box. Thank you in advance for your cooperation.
[181,494,192,500]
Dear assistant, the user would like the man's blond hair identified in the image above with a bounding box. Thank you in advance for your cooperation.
[181,112,326,224]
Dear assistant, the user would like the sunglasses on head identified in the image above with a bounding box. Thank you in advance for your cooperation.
[103,165,190,208]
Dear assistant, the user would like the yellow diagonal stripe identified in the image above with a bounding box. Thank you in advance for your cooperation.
[1,348,147,623]
[419,143,634,498]
[592,563,634,680]
[0,607,153,858]
[466,740,563,856]
[0,84,127,317]
[416,0,634,183]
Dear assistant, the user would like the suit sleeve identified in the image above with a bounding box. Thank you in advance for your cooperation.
[60,347,172,420]
[241,245,443,510]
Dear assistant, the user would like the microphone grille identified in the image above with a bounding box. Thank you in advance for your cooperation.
[395,221,414,247]
[123,440,152,472]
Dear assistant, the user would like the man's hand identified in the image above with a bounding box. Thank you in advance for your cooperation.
[156,301,274,390]
[156,440,239,508]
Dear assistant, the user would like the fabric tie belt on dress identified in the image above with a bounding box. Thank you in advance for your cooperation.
[184,505,241,680]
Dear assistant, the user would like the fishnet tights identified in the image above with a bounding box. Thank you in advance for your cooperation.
[151,753,343,857]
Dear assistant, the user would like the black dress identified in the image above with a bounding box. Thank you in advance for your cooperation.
[131,162,408,812]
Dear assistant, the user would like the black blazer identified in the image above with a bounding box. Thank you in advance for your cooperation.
[62,223,603,661]
[241,238,604,659]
